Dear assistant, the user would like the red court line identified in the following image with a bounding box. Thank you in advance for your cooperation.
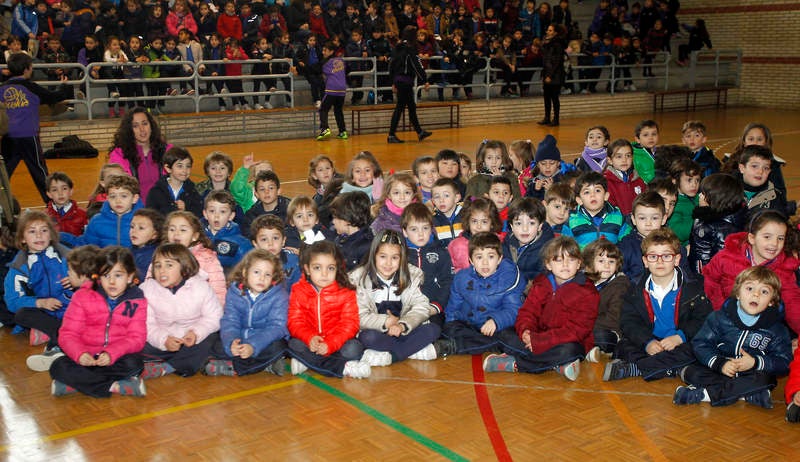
[681,3,800,14]
[471,355,513,462]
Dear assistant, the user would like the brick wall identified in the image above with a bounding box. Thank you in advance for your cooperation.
[679,1,800,109]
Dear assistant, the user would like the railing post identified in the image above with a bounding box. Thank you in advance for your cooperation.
[688,51,697,89]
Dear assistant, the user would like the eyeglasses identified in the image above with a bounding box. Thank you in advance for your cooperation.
[644,253,677,263]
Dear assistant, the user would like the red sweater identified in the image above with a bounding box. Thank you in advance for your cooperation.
[515,273,599,354]
[308,13,329,39]
[46,200,88,236]
[217,13,243,40]
[288,276,359,355]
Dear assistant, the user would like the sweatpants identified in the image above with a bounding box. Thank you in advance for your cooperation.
[358,322,441,362]
[209,336,287,376]
[615,338,697,381]
[50,354,143,398]
[287,337,363,378]
[140,332,218,377]
[683,366,777,406]
[319,94,346,133]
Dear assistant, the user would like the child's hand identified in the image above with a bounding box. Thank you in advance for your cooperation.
[480,319,497,337]
[659,335,683,351]
[182,330,197,347]
[239,343,254,359]
[95,352,111,366]
[309,335,324,354]
[733,349,756,372]
[78,352,96,366]
[721,360,737,377]
[645,339,664,355]
[37,298,63,311]
[230,338,243,356]
[315,340,329,356]
[387,324,403,337]
[284,246,300,255]
[794,391,800,407]
[243,153,255,168]
[521,330,532,350]
[60,276,73,290]
[165,336,183,352]
[174,199,186,211]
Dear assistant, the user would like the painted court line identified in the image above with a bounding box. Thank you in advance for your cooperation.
[0,379,303,452]
[471,355,513,462]
[296,373,468,462]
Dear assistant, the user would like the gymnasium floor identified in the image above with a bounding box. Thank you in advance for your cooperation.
[2,107,799,460]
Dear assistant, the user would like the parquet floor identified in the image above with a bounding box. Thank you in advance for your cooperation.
[2,107,800,461]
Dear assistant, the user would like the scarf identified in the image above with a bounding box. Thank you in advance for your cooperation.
[580,146,608,172]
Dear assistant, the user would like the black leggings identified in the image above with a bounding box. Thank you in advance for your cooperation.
[542,83,561,122]
[389,81,422,136]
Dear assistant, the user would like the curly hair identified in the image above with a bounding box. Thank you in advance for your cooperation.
[109,107,167,173]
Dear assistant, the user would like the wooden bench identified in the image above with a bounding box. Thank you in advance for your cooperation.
[349,101,467,135]
[650,86,733,113]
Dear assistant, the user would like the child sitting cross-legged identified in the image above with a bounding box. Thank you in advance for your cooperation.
[483,236,600,381]
[50,246,148,397]
[129,208,164,282]
[543,183,574,236]
[68,175,143,248]
[582,239,630,360]
[673,266,792,408]
[603,139,645,216]
[205,250,289,377]
[430,178,464,245]
[666,158,702,246]
[604,228,712,382]
[738,145,791,216]
[45,172,88,237]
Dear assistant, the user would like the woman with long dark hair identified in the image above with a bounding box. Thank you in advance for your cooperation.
[108,107,171,199]
[539,24,566,127]
[387,26,432,144]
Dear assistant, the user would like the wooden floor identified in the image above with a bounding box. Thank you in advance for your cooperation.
[3,107,800,460]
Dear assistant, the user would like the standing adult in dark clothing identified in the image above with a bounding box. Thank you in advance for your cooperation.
[387,26,432,144]
[538,24,565,127]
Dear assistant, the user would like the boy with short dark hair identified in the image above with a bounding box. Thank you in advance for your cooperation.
[196,151,235,199]
[145,146,204,218]
[430,178,463,244]
[436,232,525,357]
[45,172,88,236]
[435,149,467,197]
[681,120,720,177]
[412,155,439,203]
[604,228,711,382]
[76,175,142,247]
[203,190,252,271]
[402,203,454,322]
[562,172,629,248]
[647,178,678,220]
[503,197,553,284]
[632,119,659,183]
[330,191,374,271]
[250,214,301,288]
[738,145,789,215]
[486,176,514,232]
[242,170,291,237]
[543,183,573,235]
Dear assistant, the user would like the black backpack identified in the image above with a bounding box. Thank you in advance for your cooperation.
[44,135,99,159]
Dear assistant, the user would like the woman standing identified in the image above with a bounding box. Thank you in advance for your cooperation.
[539,24,566,127]
[108,107,172,200]
[387,26,432,144]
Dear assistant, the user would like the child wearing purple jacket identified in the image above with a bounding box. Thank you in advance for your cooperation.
[315,41,349,141]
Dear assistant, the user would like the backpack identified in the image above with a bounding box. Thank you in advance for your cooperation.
[44,135,99,159]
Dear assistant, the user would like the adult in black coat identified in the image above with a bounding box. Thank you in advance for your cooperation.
[538,24,566,127]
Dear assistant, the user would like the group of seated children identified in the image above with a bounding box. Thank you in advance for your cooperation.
[3,118,800,422]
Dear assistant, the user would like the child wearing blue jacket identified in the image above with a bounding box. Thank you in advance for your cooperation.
[4,211,72,371]
[562,171,629,249]
[63,175,143,248]
[206,250,289,377]
[203,190,253,272]
[503,197,554,284]
[674,267,793,408]
[437,232,525,357]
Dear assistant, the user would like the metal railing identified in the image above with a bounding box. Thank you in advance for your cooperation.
[687,49,742,89]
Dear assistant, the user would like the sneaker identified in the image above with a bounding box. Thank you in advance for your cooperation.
[786,402,800,423]
[408,344,437,361]
[114,377,147,397]
[602,359,636,381]
[254,104,265,110]
[204,359,235,376]
[233,104,242,111]
[555,359,581,381]
[314,100,322,109]
[434,338,457,358]
[110,91,120,98]
[418,130,433,141]
[342,360,371,379]
[628,84,637,91]
[75,90,86,99]
[141,361,170,379]
[316,128,332,141]
[242,104,252,110]
[387,135,404,144]
[30,329,50,346]
[483,353,517,372]
[265,357,285,376]
[361,349,392,367]
[585,346,602,363]
[264,102,273,109]
[219,106,228,112]
[673,385,706,405]
[745,389,774,409]
[290,358,308,375]
[51,380,77,396]
[337,131,348,140]
[26,346,64,372]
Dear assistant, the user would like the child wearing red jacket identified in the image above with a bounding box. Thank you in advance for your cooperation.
[483,236,599,381]
[786,348,800,422]
[604,139,646,216]
[287,241,371,378]
[50,247,148,397]
[217,0,243,40]
[45,172,88,237]
[224,38,249,109]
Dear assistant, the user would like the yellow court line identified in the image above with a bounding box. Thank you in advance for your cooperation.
[0,378,304,452]
[594,368,668,462]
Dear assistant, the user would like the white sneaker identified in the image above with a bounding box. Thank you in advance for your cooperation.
[580,89,590,95]
[585,346,602,363]
[408,344,437,361]
[26,346,65,372]
[290,358,308,375]
[560,88,572,95]
[628,84,637,91]
[233,104,241,111]
[110,91,120,98]
[314,100,322,109]
[555,359,581,381]
[254,104,264,110]
[361,349,392,366]
[264,102,273,109]
[342,360,371,378]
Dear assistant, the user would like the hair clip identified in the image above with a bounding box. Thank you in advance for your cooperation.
[481,139,489,145]
[91,273,99,281]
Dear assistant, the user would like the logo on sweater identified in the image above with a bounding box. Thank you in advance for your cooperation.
[748,333,771,352]
[3,87,29,109]
[122,301,140,318]
[216,241,232,256]
[425,252,439,264]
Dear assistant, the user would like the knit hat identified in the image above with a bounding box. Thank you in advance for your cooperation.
[535,135,561,163]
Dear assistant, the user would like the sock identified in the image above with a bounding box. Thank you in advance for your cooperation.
[164,363,176,375]
[702,389,711,402]
[628,363,641,377]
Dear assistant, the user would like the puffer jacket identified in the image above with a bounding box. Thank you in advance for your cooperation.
[336,226,374,272]
[370,204,402,235]
[58,282,147,364]
[140,273,223,350]
[204,221,253,270]
[3,244,71,317]
[220,282,289,357]
[406,238,454,309]
[503,223,554,284]
[350,265,435,333]
[45,200,88,237]
[516,272,599,353]
[688,204,748,274]
[288,275,359,355]
[190,245,227,306]
[693,297,792,376]
[445,258,525,331]
[702,232,800,335]
[785,347,800,403]
[64,200,142,248]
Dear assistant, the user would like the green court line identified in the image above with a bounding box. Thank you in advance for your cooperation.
[298,374,468,462]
